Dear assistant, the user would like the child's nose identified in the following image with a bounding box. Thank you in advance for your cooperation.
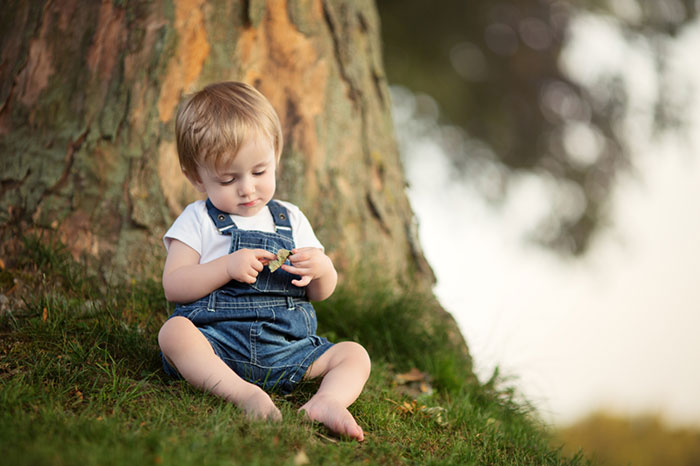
[238,177,255,195]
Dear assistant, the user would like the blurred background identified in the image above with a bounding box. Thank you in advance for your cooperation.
[376,0,700,462]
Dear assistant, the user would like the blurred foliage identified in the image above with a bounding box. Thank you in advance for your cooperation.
[377,0,699,254]
[555,412,700,465]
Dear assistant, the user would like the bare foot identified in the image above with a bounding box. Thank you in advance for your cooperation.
[299,394,364,441]
[239,388,282,421]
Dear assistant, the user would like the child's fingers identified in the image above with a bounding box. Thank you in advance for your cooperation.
[290,251,317,265]
[288,258,312,269]
[288,253,305,264]
[248,264,262,281]
[253,249,277,261]
[251,260,264,272]
[281,264,304,276]
[291,276,312,287]
[290,248,315,261]
[281,264,313,286]
[241,271,257,284]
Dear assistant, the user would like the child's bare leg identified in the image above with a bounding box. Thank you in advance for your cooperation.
[158,316,281,421]
[300,342,371,441]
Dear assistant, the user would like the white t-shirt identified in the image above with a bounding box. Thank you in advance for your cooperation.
[164,200,323,264]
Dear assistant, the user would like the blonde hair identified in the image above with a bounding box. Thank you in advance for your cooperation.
[175,81,283,182]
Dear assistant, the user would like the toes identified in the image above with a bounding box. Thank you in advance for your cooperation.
[331,413,362,440]
[248,407,281,422]
[354,427,364,442]
[266,407,282,422]
[343,420,364,441]
[242,391,281,422]
[299,399,364,441]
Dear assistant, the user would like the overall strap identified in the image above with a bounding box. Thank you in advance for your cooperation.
[267,200,294,239]
[205,198,294,240]
[205,199,237,235]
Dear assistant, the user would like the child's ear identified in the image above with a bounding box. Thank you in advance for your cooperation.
[183,169,206,194]
[192,181,207,194]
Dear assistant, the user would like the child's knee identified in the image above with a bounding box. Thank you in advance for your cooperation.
[158,316,195,354]
[339,341,371,374]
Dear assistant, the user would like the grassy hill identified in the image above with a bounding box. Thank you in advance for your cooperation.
[0,236,587,465]
[555,412,700,466]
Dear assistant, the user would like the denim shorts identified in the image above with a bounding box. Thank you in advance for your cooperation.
[161,290,333,394]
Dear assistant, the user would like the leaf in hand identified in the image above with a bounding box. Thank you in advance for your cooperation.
[268,248,291,273]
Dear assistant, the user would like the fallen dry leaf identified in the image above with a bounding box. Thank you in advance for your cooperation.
[386,398,449,426]
[294,450,309,465]
[395,368,434,397]
[395,367,426,384]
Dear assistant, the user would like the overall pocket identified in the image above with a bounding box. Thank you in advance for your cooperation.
[230,231,298,294]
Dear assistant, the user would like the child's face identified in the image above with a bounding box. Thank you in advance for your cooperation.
[193,133,277,216]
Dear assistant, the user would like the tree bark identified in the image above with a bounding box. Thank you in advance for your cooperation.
[1,0,465,352]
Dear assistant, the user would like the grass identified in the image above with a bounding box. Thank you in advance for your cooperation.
[555,412,700,466]
[0,235,589,465]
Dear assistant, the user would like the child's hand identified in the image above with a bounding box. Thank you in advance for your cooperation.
[227,248,277,284]
[282,248,333,287]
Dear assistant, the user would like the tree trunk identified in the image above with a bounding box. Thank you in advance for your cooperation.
[1,0,465,350]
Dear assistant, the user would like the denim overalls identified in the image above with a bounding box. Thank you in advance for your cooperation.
[162,199,334,394]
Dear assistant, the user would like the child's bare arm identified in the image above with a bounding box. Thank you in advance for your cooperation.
[162,239,277,303]
[282,247,337,301]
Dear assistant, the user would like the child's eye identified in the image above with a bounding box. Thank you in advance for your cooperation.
[220,178,235,185]
[253,170,266,176]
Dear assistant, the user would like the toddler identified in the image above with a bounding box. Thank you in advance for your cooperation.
[158,81,371,441]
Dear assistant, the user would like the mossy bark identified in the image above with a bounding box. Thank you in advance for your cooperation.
[1,0,467,354]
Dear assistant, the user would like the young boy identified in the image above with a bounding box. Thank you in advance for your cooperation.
[158,81,371,441]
